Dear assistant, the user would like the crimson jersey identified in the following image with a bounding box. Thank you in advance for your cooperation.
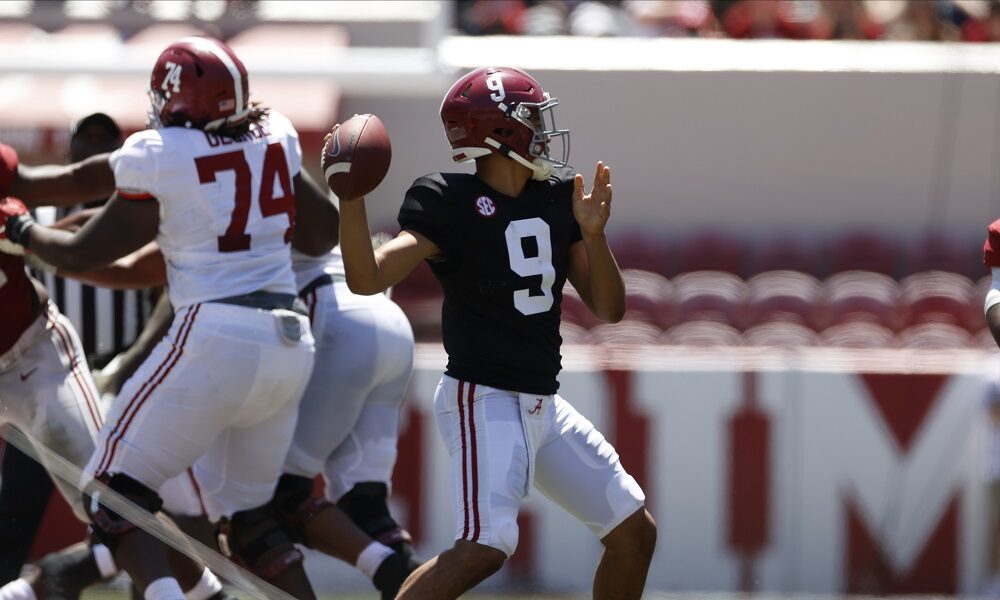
[984,219,1000,269]
[0,144,35,355]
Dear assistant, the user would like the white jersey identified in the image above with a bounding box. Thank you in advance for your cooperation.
[291,246,346,292]
[111,111,302,308]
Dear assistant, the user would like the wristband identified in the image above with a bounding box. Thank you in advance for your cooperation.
[6,213,35,248]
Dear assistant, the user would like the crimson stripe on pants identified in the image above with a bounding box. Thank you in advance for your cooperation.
[467,383,480,542]
[96,305,200,475]
[457,380,470,539]
[48,313,103,431]
[187,468,208,517]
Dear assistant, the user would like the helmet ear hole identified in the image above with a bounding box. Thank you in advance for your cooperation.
[493,127,513,138]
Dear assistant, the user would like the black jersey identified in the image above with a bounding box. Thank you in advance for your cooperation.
[398,167,582,395]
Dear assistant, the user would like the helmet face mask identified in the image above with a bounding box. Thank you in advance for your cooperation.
[440,67,571,181]
[512,94,569,169]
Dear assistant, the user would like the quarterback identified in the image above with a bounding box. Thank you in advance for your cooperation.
[336,67,657,599]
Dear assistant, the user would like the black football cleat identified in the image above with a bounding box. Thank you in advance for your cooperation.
[35,544,103,600]
[372,551,417,600]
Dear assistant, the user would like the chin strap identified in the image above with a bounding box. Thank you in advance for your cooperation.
[483,137,552,181]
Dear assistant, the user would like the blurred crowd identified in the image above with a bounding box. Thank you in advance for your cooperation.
[456,0,1000,41]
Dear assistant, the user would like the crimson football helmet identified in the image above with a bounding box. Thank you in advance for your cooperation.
[440,67,569,181]
[147,36,251,132]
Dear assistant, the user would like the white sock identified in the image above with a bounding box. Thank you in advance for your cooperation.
[144,577,185,600]
[355,541,395,579]
[92,543,119,579]
[184,568,223,600]
[0,578,36,600]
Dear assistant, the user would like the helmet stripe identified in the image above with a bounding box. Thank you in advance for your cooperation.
[178,36,244,116]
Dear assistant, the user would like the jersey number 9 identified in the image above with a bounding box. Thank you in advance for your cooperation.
[505,218,555,316]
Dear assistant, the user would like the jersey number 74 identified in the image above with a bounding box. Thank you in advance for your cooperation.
[195,143,295,253]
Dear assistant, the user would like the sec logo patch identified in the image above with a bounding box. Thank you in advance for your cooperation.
[474,196,496,217]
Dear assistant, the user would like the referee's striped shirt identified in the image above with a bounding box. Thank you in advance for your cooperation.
[33,206,150,365]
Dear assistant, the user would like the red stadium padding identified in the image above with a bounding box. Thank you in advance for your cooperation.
[895,322,974,349]
[899,271,979,332]
[743,321,819,348]
[827,232,898,277]
[611,234,672,275]
[751,237,817,275]
[823,270,902,331]
[677,231,749,276]
[673,271,749,329]
[745,270,825,330]
[907,234,976,278]
[818,322,896,349]
[660,320,745,347]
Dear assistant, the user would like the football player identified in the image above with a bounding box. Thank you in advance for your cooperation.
[985,218,1000,346]
[0,208,224,599]
[1,37,337,600]
[44,220,424,600]
[335,67,657,599]
[273,240,419,600]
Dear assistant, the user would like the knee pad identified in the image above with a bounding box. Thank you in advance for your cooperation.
[269,474,335,546]
[337,482,412,548]
[219,504,303,582]
[83,473,163,553]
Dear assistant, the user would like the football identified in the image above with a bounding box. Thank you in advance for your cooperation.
[321,113,392,200]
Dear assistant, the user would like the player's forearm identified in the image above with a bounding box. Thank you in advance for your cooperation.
[59,243,167,290]
[291,170,339,257]
[25,227,107,273]
[339,199,384,295]
[13,155,115,208]
[582,233,626,323]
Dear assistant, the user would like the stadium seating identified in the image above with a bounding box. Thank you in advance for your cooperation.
[660,320,744,347]
[743,321,819,348]
[622,269,678,329]
[590,320,662,347]
[559,321,591,345]
[745,270,824,329]
[899,271,978,331]
[895,322,974,349]
[823,270,901,330]
[672,270,749,329]
[818,322,896,349]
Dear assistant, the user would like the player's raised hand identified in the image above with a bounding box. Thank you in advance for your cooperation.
[573,161,612,237]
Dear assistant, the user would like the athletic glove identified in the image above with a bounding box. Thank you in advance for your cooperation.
[0,197,34,254]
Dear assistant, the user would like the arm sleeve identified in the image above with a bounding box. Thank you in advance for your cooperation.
[0,143,19,197]
[398,176,455,256]
[984,219,1000,269]
[108,132,161,200]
